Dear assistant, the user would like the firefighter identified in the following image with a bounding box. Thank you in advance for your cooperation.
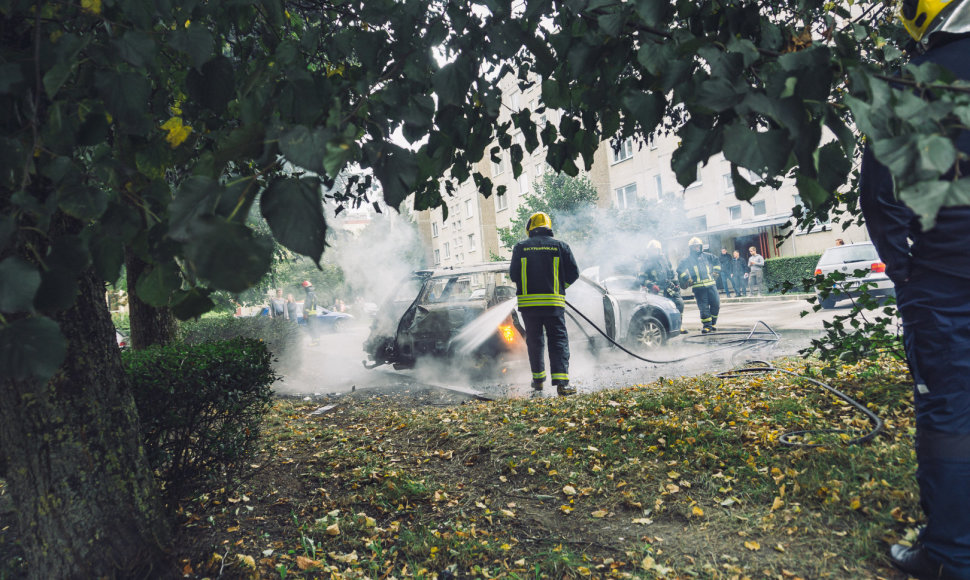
[861,2,970,577]
[676,237,721,333]
[509,212,580,396]
[639,240,686,318]
[302,280,320,346]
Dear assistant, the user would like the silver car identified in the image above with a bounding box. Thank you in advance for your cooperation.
[814,242,895,309]
[364,261,682,372]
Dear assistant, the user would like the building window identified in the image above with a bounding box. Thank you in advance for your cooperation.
[611,138,634,164]
[491,152,506,176]
[443,242,450,259]
[454,218,463,231]
[467,233,476,252]
[496,192,508,211]
[511,93,520,111]
[434,249,440,264]
[729,205,742,221]
[654,174,663,198]
[615,183,638,209]
[518,172,530,194]
[753,200,766,216]
[722,173,734,195]
[465,199,474,217]
[648,133,658,150]
[432,222,439,237]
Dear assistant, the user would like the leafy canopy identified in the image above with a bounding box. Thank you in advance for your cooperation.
[3,0,969,380]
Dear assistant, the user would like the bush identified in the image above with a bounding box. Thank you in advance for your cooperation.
[123,337,277,502]
[111,311,130,334]
[764,254,821,293]
[179,313,302,367]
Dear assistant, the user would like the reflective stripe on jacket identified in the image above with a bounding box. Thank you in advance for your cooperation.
[509,232,579,311]
[677,251,720,288]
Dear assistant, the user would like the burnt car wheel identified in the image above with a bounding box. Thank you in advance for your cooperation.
[629,314,666,351]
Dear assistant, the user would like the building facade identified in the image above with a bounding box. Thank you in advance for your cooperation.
[419,74,867,269]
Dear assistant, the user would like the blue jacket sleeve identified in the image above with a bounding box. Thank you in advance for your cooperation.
[859,145,917,284]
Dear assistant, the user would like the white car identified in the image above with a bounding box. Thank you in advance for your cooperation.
[814,242,896,309]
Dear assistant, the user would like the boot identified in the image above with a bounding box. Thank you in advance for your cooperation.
[530,380,544,391]
[555,381,576,396]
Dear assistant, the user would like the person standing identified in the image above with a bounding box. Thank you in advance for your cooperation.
[731,250,748,297]
[747,246,765,296]
[302,281,320,346]
[719,248,735,297]
[285,294,299,323]
[639,239,685,317]
[509,212,580,396]
[269,289,287,319]
[861,3,970,578]
[677,237,721,334]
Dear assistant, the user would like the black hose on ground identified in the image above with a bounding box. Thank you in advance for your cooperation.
[564,301,883,448]
[716,361,884,447]
[564,300,780,363]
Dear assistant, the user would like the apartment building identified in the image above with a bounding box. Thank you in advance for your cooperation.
[419,74,866,269]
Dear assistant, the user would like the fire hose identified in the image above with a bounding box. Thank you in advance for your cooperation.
[564,301,883,447]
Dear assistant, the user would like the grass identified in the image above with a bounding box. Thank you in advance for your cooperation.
[1,356,920,579]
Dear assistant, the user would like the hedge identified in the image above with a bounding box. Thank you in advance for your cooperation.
[764,254,821,294]
[123,337,277,503]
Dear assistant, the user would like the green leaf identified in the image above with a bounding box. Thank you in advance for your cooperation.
[621,91,664,134]
[94,70,151,135]
[279,125,330,175]
[722,124,792,177]
[0,317,66,383]
[899,178,970,231]
[633,0,670,27]
[42,63,72,99]
[186,56,235,114]
[372,144,419,209]
[916,134,957,175]
[433,59,470,107]
[260,177,327,263]
[57,183,108,220]
[731,164,759,202]
[0,257,41,312]
[795,174,830,210]
[183,218,273,293]
[171,288,216,320]
[597,9,624,37]
[0,62,24,94]
[113,31,157,68]
[136,262,182,307]
[169,176,221,242]
[169,23,215,70]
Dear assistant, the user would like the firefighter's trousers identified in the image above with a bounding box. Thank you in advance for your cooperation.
[898,268,970,579]
[691,285,720,330]
[664,289,685,314]
[521,312,570,384]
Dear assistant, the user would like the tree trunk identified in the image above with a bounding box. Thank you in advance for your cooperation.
[0,266,173,578]
[125,247,179,350]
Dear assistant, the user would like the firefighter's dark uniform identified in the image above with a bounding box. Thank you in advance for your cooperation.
[509,227,579,388]
[860,35,970,580]
[638,254,685,314]
[303,284,320,346]
[677,250,721,332]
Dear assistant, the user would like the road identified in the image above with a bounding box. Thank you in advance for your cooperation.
[272,295,897,401]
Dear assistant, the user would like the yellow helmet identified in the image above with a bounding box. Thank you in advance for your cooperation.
[688,237,703,248]
[527,212,552,232]
[898,0,959,42]
[647,239,662,251]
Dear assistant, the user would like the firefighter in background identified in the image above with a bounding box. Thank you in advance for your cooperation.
[677,237,721,334]
[509,212,580,396]
[638,240,686,318]
[860,1,970,577]
[302,280,320,346]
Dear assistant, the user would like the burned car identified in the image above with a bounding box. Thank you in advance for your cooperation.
[363,262,682,371]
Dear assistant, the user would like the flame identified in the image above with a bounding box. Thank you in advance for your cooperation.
[499,324,515,343]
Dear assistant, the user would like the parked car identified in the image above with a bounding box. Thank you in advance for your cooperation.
[253,304,353,331]
[116,330,129,350]
[363,262,682,372]
[814,241,896,309]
